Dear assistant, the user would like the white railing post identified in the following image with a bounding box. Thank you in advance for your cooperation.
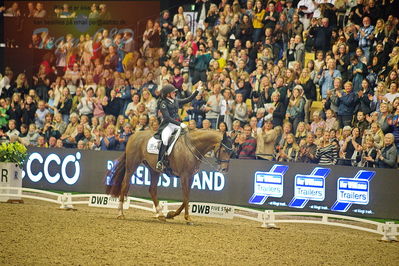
[261,210,277,229]
[59,193,74,209]
[159,200,168,216]
[381,222,398,242]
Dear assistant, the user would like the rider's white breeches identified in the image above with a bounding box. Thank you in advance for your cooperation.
[161,123,180,145]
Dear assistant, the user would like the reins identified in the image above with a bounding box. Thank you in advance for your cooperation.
[183,132,222,171]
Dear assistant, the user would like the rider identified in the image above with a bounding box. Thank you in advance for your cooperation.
[155,83,203,171]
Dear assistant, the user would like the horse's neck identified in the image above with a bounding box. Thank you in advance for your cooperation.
[188,131,221,156]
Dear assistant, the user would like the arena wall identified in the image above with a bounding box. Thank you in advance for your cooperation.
[21,147,399,220]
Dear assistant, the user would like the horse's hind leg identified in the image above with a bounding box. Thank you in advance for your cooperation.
[148,170,165,221]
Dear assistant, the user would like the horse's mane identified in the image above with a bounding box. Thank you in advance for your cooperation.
[133,129,222,142]
[187,129,222,142]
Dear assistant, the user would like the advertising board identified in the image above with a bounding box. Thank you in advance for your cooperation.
[22,148,399,219]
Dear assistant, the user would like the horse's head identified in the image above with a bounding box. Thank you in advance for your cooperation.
[215,133,234,173]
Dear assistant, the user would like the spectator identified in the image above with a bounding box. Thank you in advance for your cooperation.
[233,93,248,127]
[336,81,357,127]
[237,124,257,159]
[252,0,265,43]
[319,59,341,99]
[57,87,72,123]
[355,16,374,62]
[316,130,338,165]
[377,133,398,168]
[341,127,363,166]
[6,119,19,140]
[297,132,318,163]
[309,17,332,53]
[27,124,39,146]
[360,136,378,168]
[99,124,117,150]
[277,133,298,162]
[205,83,222,128]
[286,85,305,132]
[77,87,94,119]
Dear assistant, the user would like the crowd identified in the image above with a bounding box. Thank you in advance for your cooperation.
[0,0,398,169]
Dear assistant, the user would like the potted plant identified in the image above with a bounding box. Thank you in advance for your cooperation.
[0,142,28,202]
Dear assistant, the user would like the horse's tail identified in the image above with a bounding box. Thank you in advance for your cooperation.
[105,152,127,197]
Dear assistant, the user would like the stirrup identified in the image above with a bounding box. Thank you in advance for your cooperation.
[156,161,165,171]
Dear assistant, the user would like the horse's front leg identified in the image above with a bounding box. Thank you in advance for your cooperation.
[149,171,165,221]
[166,175,193,224]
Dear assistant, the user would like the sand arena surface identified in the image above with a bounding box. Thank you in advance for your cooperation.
[0,199,398,265]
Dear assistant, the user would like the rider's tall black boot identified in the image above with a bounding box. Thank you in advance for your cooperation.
[156,143,167,171]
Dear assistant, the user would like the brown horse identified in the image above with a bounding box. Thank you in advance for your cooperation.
[106,129,232,223]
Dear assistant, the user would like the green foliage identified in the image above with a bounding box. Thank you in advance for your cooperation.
[0,142,28,168]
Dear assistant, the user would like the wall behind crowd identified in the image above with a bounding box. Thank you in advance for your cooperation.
[0,0,398,169]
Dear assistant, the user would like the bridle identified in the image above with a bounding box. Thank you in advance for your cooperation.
[215,141,234,164]
[183,133,231,170]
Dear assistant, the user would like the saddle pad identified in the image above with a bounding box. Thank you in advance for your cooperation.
[146,128,182,155]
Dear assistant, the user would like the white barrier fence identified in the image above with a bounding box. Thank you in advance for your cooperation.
[1,187,398,242]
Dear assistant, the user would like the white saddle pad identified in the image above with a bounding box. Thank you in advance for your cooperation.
[147,128,182,155]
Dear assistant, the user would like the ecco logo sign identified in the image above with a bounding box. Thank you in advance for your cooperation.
[23,152,81,185]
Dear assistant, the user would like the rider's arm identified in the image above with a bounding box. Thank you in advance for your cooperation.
[177,90,199,105]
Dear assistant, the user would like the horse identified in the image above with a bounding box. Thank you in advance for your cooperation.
[105,129,232,223]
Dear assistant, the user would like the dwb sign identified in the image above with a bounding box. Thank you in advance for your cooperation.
[190,202,234,219]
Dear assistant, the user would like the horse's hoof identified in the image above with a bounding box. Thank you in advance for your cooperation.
[158,215,166,222]
[117,215,125,220]
[186,221,194,226]
[166,211,176,219]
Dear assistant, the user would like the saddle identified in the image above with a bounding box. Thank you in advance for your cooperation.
[147,128,182,156]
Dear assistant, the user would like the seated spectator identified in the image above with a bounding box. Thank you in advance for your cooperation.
[42,113,61,140]
[188,119,197,131]
[27,124,39,146]
[310,111,325,134]
[77,140,86,150]
[352,111,369,135]
[53,113,67,136]
[294,121,307,143]
[377,133,398,168]
[37,135,47,148]
[385,82,399,103]
[5,119,19,140]
[56,138,64,148]
[18,124,29,146]
[228,119,243,139]
[48,136,57,148]
[202,119,212,130]
[387,104,399,150]
[60,113,79,144]
[325,109,339,131]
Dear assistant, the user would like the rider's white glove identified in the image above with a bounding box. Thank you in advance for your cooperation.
[180,123,188,129]
[196,83,204,94]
